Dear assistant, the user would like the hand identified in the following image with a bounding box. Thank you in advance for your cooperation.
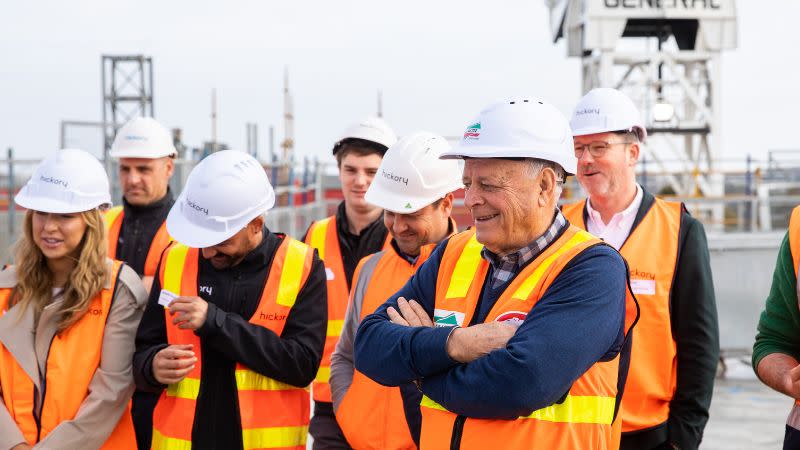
[169,296,209,330]
[387,297,433,327]
[784,363,800,399]
[152,344,197,385]
[446,321,516,363]
[11,443,32,450]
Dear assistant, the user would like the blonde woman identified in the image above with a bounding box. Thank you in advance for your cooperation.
[0,149,147,450]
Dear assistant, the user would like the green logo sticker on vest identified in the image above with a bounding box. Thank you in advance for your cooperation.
[434,309,465,327]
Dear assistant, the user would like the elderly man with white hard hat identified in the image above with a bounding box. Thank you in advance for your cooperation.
[329,132,461,450]
[354,98,638,450]
[132,150,327,450]
[107,116,179,450]
[562,88,718,450]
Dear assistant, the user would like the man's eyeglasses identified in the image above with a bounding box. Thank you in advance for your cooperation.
[573,141,632,159]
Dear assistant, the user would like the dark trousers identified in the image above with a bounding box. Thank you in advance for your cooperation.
[132,390,159,450]
[786,425,800,450]
[309,402,352,450]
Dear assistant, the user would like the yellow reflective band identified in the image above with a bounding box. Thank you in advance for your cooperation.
[445,234,485,299]
[242,425,308,450]
[152,429,192,450]
[164,244,190,295]
[523,394,616,425]
[314,366,330,383]
[166,376,200,400]
[309,218,330,261]
[511,231,594,301]
[277,239,307,308]
[235,369,308,391]
[421,394,614,425]
[103,206,123,231]
[420,395,446,411]
[327,320,344,337]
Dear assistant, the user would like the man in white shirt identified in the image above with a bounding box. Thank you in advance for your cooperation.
[561,88,719,450]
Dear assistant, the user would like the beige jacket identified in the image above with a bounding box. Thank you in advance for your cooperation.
[0,261,147,450]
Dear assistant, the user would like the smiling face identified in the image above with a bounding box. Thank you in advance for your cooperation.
[119,157,174,206]
[462,158,558,256]
[338,152,383,214]
[384,194,453,256]
[32,211,88,262]
[574,132,639,201]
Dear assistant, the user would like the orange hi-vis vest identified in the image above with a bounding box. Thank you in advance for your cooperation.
[104,205,172,277]
[305,215,390,403]
[0,261,136,449]
[150,238,315,450]
[787,206,800,428]
[563,197,681,433]
[337,243,438,450]
[419,228,638,450]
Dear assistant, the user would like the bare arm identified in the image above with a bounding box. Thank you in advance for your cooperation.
[757,353,800,399]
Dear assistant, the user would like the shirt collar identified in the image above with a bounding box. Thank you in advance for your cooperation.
[480,210,568,271]
[586,184,643,225]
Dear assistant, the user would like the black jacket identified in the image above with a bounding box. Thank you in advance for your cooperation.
[306,201,389,290]
[115,189,174,276]
[570,190,719,450]
[132,230,328,450]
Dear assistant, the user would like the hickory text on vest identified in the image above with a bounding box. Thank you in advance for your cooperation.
[260,311,287,321]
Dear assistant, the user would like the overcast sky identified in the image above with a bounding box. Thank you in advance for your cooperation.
[1,0,798,167]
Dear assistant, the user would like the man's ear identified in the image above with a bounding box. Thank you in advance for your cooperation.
[538,168,557,207]
[628,143,640,167]
[249,215,265,233]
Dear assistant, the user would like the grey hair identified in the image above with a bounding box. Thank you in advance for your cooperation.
[523,158,566,202]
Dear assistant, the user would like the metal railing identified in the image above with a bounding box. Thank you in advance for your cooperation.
[0,148,329,264]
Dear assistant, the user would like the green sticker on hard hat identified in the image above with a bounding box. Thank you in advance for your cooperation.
[463,122,481,140]
[405,202,412,209]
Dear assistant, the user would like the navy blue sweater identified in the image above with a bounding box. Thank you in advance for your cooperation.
[354,236,627,420]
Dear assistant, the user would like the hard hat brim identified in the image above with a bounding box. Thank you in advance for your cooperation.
[440,147,577,175]
[365,181,454,214]
[109,149,177,159]
[14,191,110,214]
[165,198,274,249]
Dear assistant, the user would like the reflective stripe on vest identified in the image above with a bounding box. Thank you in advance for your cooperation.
[0,261,136,449]
[104,205,172,277]
[337,244,437,450]
[151,238,313,450]
[420,227,635,450]
[563,197,680,432]
[305,216,390,402]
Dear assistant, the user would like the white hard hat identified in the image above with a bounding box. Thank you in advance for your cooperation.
[570,88,648,143]
[110,117,178,159]
[166,150,275,248]
[365,132,463,214]
[441,97,577,175]
[332,117,398,155]
[15,149,111,213]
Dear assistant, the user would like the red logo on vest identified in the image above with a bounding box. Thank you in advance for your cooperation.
[495,311,527,328]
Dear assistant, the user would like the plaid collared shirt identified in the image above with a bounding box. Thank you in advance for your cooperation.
[481,211,568,289]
